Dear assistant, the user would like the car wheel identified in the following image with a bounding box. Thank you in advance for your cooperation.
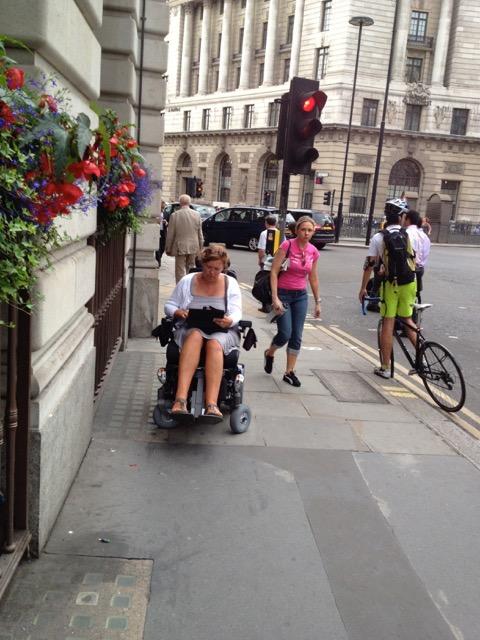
[226,242,234,249]
[317,243,326,250]
[248,237,259,251]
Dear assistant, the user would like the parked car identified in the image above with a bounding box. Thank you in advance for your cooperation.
[163,201,216,222]
[286,208,335,249]
[202,206,279,251]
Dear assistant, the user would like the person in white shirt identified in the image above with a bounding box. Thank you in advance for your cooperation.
[405,209,430,303]
[257,215,278,269]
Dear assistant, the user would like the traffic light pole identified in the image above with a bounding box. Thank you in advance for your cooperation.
[278,162,290,239]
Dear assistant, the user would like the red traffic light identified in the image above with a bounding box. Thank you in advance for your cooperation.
[302,96,316,112]
[300,90,328,114]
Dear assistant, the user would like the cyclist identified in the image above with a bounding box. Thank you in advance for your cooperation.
[358,199,417,379]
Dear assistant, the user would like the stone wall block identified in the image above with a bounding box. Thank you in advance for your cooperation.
[139,73,166,110]
[141,37,168,74]
[138,109,165,146]
[31,246,96,351]
[104,0,139,18]
[99,14,137,62]
[30,336,95,551]
[75,0,103,31]
[54,204,97,243]
[98,98,136,127]
[1,0,101,99]
[101,56,136,99]
[145,0,170,36]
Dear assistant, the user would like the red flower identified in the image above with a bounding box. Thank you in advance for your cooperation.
[118,180,136,194]
[68,160,101,180]
[39,153,54,175]
[57,183,83,205]
[39,94,58,112]
[117,196,130,208]
[132,163,146,178]
[0,101,15,126]
[126,139,137,148]
[6,67,25,90]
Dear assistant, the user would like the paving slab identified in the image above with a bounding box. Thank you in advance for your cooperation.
[301,395,414,422]
[246,391,310,417]
[0,555,151,640]
[45,439,348,640]
[354,452,480,640]
[273,373,332,395]
[349,420,456,455]
[243,448,458,640]
[259,415,367,450]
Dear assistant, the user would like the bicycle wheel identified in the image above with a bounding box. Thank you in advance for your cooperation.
[377,318,394,378]
[418,341,466,412]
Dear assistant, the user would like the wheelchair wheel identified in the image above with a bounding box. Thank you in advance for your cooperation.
[230,404,251,434]
[153,405,177,429]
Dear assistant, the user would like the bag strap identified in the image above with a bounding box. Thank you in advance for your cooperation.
[224,274,229,312]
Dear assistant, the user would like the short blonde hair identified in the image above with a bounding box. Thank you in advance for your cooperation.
[199,244,230,269]
[295,215,315,231]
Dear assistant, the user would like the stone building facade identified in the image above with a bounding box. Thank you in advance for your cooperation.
[0,0,168,553]
[163,0,480,223]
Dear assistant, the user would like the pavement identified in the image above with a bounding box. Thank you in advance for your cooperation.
[1,256,480,640]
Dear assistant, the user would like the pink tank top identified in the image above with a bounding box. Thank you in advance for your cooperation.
[278,239,319,290]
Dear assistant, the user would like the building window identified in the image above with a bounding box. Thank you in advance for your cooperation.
[235,66,241,88]
[201,108,210,130]
[261,22,268,49]
[244,104,254,128]
[316,46,329,80]
[217,33,222,57]
[268,101,280,127]
[404,104,422,131]
[192,71,199,95]
[262,156,279,206]
[349,173,370,213]
[258,62,264,85]
[451,108,469,136]
[361,99,378,127]
[219,0,224,15]
[238,27,244,53]
[214,69,219,91]
[198,38,202,61]
[283,58,290,83]
[241,0,246,8]
[405,57,423,83]
[388,159,421,198]
[222,106,232,130]
[302,173,314,208]
[286,15,294,44]
[409,11,428,42]
[183,110,191,132]
[218,155,232,202]
[321,0,332,32]
[198,4,203,20]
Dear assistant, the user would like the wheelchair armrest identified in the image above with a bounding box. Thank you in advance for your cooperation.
[238,320,252,330]
[152,316,174,345]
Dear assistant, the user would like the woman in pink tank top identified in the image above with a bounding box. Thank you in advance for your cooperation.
[263,216,321,387]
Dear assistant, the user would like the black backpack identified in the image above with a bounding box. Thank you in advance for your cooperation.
[381,228,416,285]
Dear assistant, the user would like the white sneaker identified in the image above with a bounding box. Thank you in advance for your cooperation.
[374,366,391,379]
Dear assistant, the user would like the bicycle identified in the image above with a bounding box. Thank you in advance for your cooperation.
[362,296,466,413]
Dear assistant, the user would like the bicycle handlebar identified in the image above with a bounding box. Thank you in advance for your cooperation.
[361,295,381,316]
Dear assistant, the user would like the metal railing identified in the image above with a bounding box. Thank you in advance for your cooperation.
[407,34,434,48]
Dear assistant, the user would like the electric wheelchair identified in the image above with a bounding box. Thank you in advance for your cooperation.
[152,315,256,434]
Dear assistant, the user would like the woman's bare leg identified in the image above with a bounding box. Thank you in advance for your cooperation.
[204,339,224,415]
[173,330,203,410]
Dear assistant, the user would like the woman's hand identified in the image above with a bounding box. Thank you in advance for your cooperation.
[272,297,285,314]
[313,301,321,319]
[174,308,189,320]
[213,315,233,329]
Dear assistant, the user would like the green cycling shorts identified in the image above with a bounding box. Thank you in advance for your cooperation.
[380,280,416,319]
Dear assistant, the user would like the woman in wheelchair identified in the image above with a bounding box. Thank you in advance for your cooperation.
[164,245,242,423]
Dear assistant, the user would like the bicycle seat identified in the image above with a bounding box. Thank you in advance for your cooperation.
[413,303,432,311]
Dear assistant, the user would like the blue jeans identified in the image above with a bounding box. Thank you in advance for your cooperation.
[272,288,308,354]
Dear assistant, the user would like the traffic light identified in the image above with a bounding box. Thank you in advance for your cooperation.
[323,191,331,205]
[195,178,204,198]
[283,77,327,175]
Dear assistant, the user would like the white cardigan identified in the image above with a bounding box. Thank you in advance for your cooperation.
[164,273,242,326]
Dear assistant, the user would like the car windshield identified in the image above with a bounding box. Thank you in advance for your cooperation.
[312,212,333,225]
[194,205,216,218]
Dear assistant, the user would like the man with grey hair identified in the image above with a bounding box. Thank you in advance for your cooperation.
[166,194,204,282]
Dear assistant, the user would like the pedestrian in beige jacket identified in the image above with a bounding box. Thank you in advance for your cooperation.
[166,194,204,282]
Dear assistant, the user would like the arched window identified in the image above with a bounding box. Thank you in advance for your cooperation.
[218,155,232,202]
[261,156,279,206]
[388,159,421,198]
[176,153,193,197]
[181,154,192,168]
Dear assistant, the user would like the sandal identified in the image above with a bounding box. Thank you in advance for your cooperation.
[171,398,189,416]
[203,403,223,424]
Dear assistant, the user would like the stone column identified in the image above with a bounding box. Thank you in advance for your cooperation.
[391,0,411,82]
[238,0,255,90]
[431,0,455,86]
[198,0,212,94]
[289,0,305,78]
[218,0,233,92]
[263,0,279,86]
[167,6,182,98]
[180,2,194,97]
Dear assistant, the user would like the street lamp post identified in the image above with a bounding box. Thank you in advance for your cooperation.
[335,16,374,243]
[365,0,400,246]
